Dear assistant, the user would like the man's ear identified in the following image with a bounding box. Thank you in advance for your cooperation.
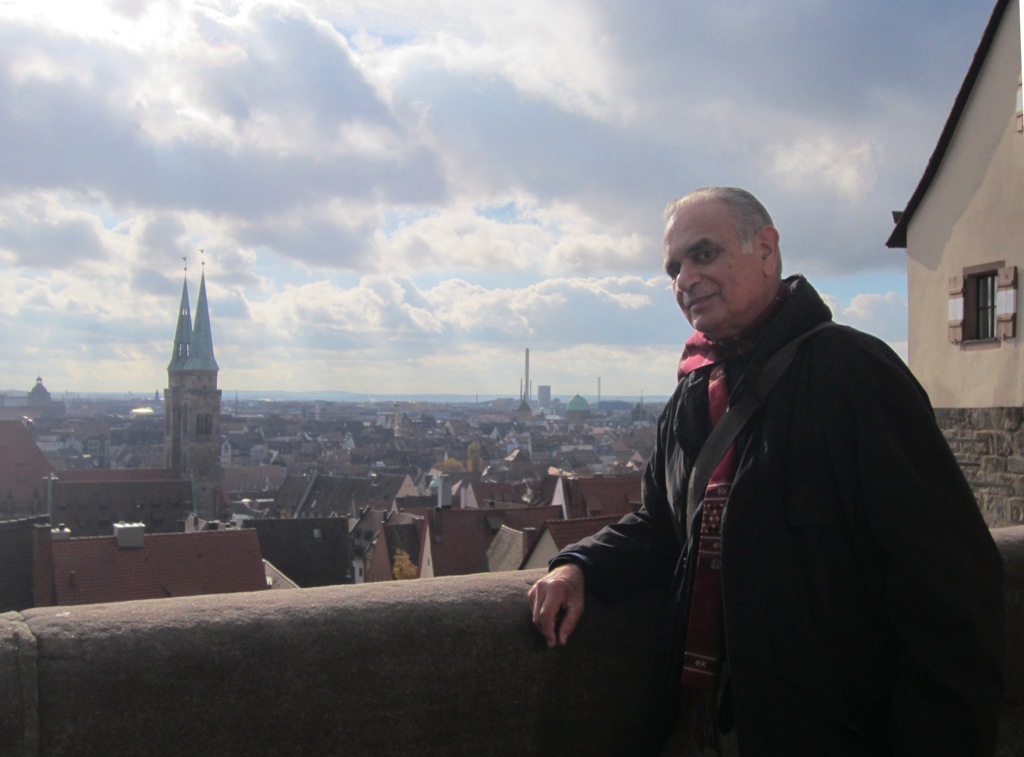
[755,225,780,276]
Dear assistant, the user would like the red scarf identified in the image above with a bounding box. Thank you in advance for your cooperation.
[673,282,789,749]
[675,358,734,750]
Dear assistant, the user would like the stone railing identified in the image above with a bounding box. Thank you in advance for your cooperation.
[3,527,1024,756]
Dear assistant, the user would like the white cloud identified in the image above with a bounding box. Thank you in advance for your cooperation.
[768,135,880,202]
[342,0,631,124]
[0,0,994,393]
[822,289,908,358]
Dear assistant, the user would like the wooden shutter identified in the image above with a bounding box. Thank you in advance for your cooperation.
[948,274,964,343]
[996,265,1017,339]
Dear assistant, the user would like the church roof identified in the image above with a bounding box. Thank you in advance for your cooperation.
[566,394,590,412]
[183,271,219,372]
[168,269,219,373]
[28,377,50,398]
[167,276,192,372]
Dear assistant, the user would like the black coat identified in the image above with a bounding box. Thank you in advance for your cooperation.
[557,276,1003,756]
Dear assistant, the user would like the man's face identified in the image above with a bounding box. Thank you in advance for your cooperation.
[662,199,780,340]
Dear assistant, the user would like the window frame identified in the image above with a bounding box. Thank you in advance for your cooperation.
[948,263,1017,346]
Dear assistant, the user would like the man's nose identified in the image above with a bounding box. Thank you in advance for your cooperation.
[675,262,700,293]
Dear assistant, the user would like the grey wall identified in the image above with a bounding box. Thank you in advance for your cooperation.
[2,526,1023,756]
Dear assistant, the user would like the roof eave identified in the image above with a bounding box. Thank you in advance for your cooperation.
[885,0,1013,251]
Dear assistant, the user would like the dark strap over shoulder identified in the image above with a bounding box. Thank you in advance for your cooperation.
[685,321,837,518]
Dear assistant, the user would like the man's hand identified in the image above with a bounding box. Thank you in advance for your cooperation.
[528,563,586,648]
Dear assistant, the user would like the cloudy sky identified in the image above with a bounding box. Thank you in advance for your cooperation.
[0,0,996,400]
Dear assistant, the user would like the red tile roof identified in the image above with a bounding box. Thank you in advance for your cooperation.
[0,420,56,517]
[46,529,266,606]
[50,478,194,536]
[566,477,641,519]
[545,514,624,550]
[402,505,563,576]
[465,481,528,508]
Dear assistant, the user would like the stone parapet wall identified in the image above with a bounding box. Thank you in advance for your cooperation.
[936,407,1024,527]
[3,528,1024,756]
[0,570,665,757]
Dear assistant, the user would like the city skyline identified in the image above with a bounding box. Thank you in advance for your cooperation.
[0,1,995,398]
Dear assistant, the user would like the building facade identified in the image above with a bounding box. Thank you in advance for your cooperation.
[888,0,1023,525]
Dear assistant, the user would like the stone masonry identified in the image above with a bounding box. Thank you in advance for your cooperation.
[936,407,1024,527]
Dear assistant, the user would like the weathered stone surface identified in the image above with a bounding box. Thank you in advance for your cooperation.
[0,611,36,757]
[985,502,1007,525]
[976,432,996,455]
[1001,408,1024,433]
[937,408,1024,528]
[935,408,969,425]
[11,571,666,757]
[994,432,1016,458]
[1008,501,1024,524]
[983,456,1009,474]
[976,480,1014,493]
[3,532,1024,756]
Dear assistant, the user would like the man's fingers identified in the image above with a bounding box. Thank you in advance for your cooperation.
[557,597,584,646]
[528,564,586,647]
[534,585,562,647]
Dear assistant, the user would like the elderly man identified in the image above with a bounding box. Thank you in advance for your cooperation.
[528,187,1003,756]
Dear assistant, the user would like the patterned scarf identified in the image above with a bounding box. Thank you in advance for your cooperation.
[673,282,789,750]
[674,358,735,751]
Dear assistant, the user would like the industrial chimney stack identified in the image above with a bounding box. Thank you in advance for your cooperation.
[525,348,530,402]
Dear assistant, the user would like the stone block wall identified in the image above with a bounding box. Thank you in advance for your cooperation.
[936,407,1024,527]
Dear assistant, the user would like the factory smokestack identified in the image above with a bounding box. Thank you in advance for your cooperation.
[525,348,530,403]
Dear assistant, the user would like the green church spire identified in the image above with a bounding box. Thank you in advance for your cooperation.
[167,274,192,372]
[185,267,219,372]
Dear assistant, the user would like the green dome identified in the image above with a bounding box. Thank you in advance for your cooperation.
[566,394,590,412]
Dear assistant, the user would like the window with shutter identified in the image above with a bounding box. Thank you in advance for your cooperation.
[950,263,1017,345]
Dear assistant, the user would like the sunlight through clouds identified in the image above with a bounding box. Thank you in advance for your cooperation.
[0,0,992,394]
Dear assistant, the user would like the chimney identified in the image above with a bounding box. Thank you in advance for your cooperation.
[525,348,530,402]
[114,522,145,549]
[437,474,452,509]
[522,526,537,559]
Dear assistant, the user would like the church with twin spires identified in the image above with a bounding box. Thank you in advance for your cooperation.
[164,265,222,521]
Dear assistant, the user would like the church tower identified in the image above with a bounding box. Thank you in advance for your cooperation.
[164,263,222,520]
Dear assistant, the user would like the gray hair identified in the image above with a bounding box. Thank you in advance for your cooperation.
[663,186,774,249]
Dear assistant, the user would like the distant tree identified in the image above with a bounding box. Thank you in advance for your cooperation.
[437,457,465,475]
[392,548,419,580]
[467,441,483,473]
